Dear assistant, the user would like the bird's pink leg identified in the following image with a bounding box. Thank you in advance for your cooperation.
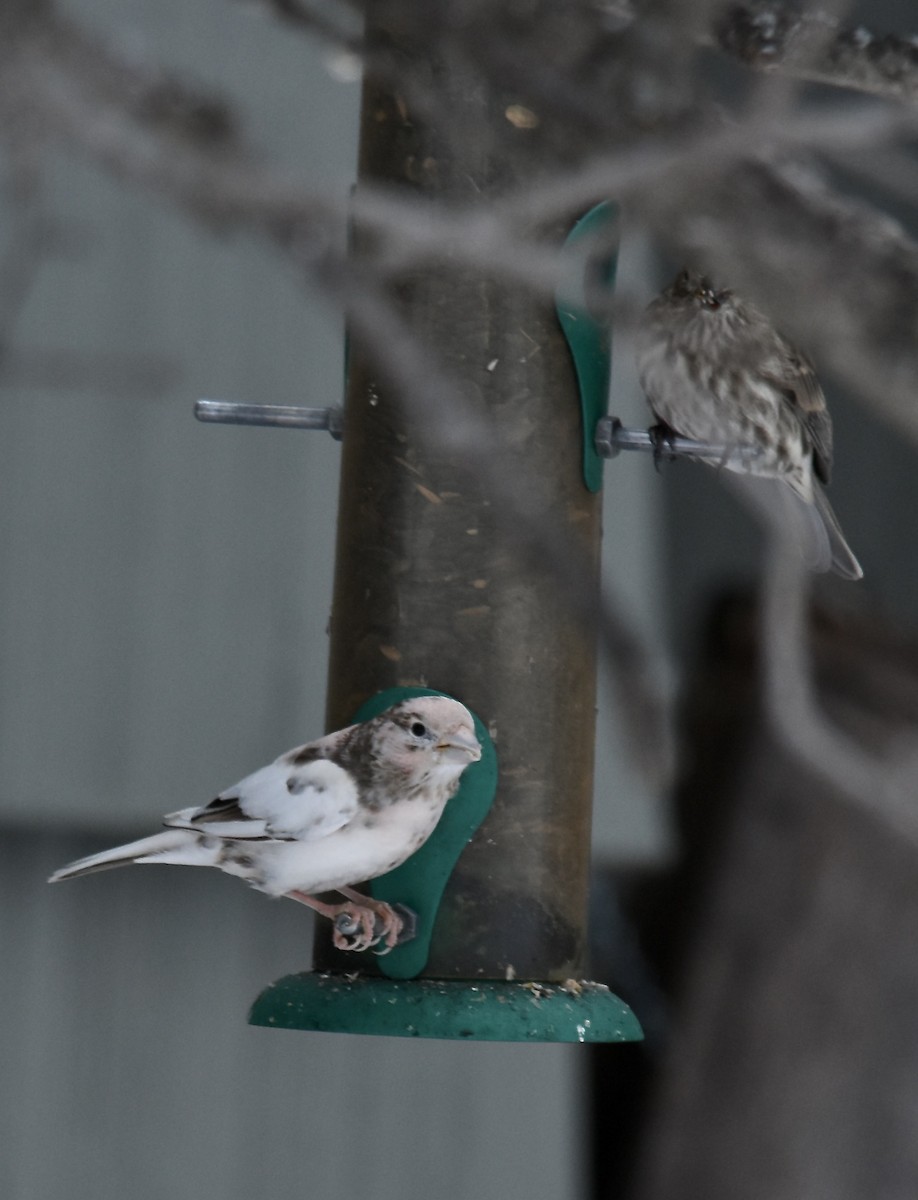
[338,887,405,951]
[285,890,380,952]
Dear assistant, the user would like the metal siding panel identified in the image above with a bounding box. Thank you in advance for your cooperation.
[0,146,346,829]
[2,830,580,1200]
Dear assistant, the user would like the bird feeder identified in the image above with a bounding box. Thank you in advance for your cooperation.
[201,11,643,1043]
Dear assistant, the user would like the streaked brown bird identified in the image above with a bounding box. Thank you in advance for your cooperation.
[636,269,862,580]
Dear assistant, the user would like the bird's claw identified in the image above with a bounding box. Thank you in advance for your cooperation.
[331,903,380,952]
[372,903,417,954]
[648,422,678,471]
[332,901,417,953]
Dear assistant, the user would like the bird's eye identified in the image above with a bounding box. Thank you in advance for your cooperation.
[410,721,428,738]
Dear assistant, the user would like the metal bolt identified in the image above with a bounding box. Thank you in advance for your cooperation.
[195,399,344,439]
[334,912,361,937]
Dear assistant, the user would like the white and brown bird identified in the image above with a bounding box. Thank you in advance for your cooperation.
[637,269,862,580]
[49,696,481,952]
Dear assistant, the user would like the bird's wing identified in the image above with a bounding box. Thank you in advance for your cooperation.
[164,755,360,843]
[765,345,834,485]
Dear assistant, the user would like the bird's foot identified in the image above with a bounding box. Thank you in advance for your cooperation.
[337,888,407,953]
[648,422,678,471]
[368,903,417,956]
[286,888,416,953]
[330,902,385,952]
[286,889,390,952]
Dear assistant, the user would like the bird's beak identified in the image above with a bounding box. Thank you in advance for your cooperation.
[438,730,482,762]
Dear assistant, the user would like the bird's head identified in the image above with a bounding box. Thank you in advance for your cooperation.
[668,269,732,311]
[382,696,481,785]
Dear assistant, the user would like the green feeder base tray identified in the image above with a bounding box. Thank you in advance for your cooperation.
[249,974,643,1043]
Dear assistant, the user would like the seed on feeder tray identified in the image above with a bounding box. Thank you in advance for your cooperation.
[523,982,553,1000]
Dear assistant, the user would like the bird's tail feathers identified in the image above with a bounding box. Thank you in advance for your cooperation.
[48,829,210,882]
[725,474,862,580]
[812,483,863,581]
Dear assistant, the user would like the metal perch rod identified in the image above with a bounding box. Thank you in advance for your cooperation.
[195,399,343,438]
[594,416,763,462]
[196,401,761,463]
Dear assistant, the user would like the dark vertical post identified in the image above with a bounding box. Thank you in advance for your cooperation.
[320,11,601,981]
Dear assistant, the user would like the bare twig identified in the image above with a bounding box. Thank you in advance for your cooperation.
[261,0,362,51]
[760,541,918,849]
[643,155,918,444]
[5,0,918,797]
[0,2,677,784]
[713,3,918,103]
[572,2,918,104]
[9,3,918,385]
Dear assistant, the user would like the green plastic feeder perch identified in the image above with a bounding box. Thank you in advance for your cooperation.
[556,200,619,494]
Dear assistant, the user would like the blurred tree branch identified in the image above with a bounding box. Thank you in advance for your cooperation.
[3,0,918,791]
[760,541,918,849]
[265,0,918,104]
[712,2,918,100]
